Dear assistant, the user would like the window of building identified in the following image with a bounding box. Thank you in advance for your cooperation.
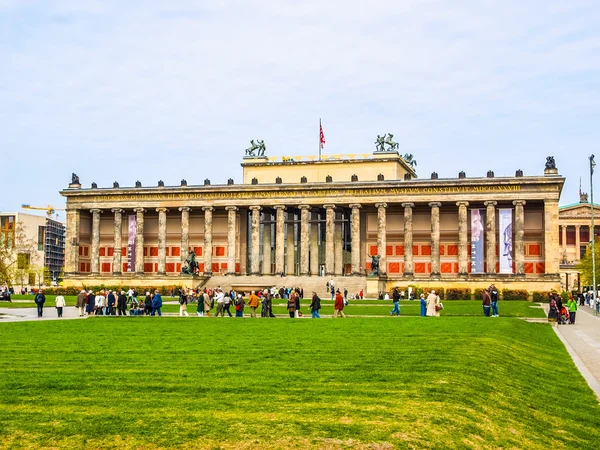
[17,253,30,269]
[38,226,45,251]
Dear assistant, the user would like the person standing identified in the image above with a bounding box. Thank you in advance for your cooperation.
[334,289,346,318]
[287,294,297,318]
[179,290,189,317]
[203,291,211,316]
[55,294,66,318]
[76,289,87,317]
[144,292,153,316]
[86,290,95,316]
[223,292,233,317]
[359,289,364,300]
[482,289,491,317]
[310,292,321,318]
[35,290,46,317]
[151,290,163,316]
[489,284,499,317]
[117,291,127,316]
[95,291,106,316]
[390,287,400,316]
[419,293,427,316]
[343,288,348,306]
[214,288,225,317]
[235,293,245,317]
[107,290,116,316]
[248,290,260,318]
[426,290,440,317]
[567,295,578,324]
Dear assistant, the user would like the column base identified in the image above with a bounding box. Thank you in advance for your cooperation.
[430,272,440,279]
[458,272,469,277]
[351,272,362,276]
[112,272,122,276]
[203,272,213,277]
[157,272,166,276]
[300,272,310,276]
[225,272,238,276]
[403,272,414,278]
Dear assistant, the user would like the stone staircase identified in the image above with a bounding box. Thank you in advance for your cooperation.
[201,275,367,299]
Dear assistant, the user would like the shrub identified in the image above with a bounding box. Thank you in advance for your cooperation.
[445,287,471,300]
[532,291,552,302]
[473,288,487,300]
[502,289,528,301]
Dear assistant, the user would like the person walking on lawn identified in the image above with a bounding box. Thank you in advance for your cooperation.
[390,287,400,316]
[482,289,491,317]
[310,292,321,318]
[214,288,225,317]
[426,290,441,317]
[334,289,346,318]
[203,290,212,316]
[55,294,66,318]
[489,284,499,317]
[235,293,245,317]
[34,290,46,317]
[151,290,163,316]
[248,290,260,318]
[76,289,87,317]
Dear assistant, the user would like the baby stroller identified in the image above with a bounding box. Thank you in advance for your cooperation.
[558,306,570,325]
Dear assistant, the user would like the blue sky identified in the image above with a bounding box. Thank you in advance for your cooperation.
[1,0,600,218]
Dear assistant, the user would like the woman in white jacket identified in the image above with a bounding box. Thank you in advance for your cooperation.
[55,294,66,318]
[95,292,106,316]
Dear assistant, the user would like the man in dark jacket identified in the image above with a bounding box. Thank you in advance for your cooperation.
[390,288,400,316]
[310,292,321,318]
[117,291,128,316]
[35,290,46,317]
[489,284,499,317]
[107,291,116,316]
[482,289,491,316]
[151,290,163,316]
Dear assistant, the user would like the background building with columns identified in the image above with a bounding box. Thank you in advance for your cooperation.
[60,152,564,296]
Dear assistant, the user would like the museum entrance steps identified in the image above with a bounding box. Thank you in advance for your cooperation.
[203,275,367,299]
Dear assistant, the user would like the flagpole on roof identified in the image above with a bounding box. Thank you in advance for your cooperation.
[319,118,322,161]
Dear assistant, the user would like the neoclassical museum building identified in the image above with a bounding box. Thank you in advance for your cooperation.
[61,151,564,295]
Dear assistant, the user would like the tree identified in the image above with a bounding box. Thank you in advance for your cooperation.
[575,240,600,287]
[0,222,39,288]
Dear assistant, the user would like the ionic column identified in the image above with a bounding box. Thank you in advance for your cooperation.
[456,202,469,275]
[429,202,441,277]
[274,205,286,275]
[544,199,560,274]
[485,201,497,274]
[90,208,102,274]
[179,207,191,265]
[513,200,526,274]
[324,204,336,276]
[575,225,581,261]
[286,219,295,275]
[203,206,214,275]
[375,203,387,276]
[226,206,238,275]
[112,209,124,274]
[157,208,168,275]
[64,208,80,273]
[350,204,361,275]
[402,203,414,277]
[134,208,145,274]
[299,205,310,275]
[310,211,319,275]
[263,218,272,275]
[250,206,261,275]
[561,225,567,252]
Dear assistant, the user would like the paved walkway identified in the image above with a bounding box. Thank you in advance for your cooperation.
[551,305,600,399]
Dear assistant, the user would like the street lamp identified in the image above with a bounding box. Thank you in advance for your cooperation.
[590,154,596,305]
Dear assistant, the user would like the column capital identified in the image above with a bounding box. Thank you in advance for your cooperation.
[156,207,168,213]
[298,204,311,210]
[249,205,262,211]
[111,208,124,214]
[323,204,336,210]
[428,202,442,208]
[178,206,191,212]
[575,224,581,229]
[512,200,526,206]
[375,202,388,209]
[133,208,145,213]
[273,204,286,211]
[484,201,497,207]
[456,201,469,207]
[225,206,238,211]
[90,208,102,214]
[401,202,415,208]
[349,203,362,209]
[202,206,214,212]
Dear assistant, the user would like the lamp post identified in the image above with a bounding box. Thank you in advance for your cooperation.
[590,154,596,305]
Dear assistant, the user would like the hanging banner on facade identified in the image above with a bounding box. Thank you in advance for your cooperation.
[470,209,484,273]
[499,208,513,273]
[127,215,136,272]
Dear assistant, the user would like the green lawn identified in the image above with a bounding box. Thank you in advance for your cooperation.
[4,296,546,318]
[0,318,598,449]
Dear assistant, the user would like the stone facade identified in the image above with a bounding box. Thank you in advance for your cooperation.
[60,153,565,295]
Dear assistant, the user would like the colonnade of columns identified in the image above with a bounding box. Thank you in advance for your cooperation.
[68,199,534,277]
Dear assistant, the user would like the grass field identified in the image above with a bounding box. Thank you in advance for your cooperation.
[2,295,546,318]
[0,318,598,449]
